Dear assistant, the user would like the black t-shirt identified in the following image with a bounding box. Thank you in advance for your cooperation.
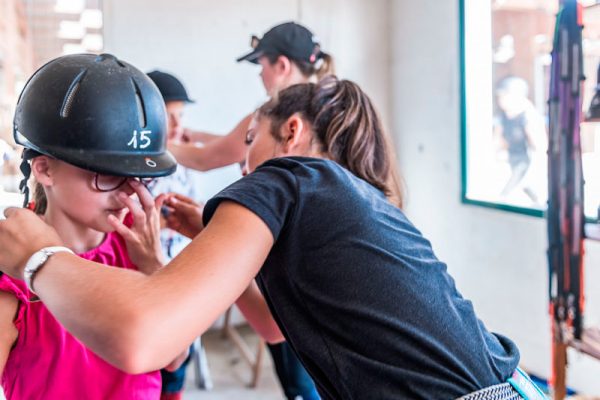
[203,157,520,400]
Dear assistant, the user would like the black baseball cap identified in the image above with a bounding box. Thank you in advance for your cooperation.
[147,70,195,103]
[236,22,321,64]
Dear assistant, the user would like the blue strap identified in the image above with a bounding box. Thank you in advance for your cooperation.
[507,368,548,400]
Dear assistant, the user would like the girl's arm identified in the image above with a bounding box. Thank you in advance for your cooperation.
[0,291,19,377]
[168,114,253,171]
[0,201,274,374]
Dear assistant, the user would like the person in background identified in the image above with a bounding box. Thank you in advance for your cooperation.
[169,21,334,172]
[146,70,201,400]
[494,76,546,205]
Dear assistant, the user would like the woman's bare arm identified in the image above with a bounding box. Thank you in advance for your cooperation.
[183,130,222,144]
[0,201,274,374]
[168,114,253,171]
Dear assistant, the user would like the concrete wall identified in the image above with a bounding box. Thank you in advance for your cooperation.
[391,0,600,394]
[102,0,391,201]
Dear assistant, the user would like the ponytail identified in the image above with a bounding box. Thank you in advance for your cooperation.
[258,76,403,208]
[315,51,335,80]
[265,51,336,82]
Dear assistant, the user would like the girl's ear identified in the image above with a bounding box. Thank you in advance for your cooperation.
[30,156,54,186]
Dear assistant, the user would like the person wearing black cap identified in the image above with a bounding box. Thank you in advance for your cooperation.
[168,21,334,172]
[146,70,200,400]
[147,71,195,106]
[167,21,334,400]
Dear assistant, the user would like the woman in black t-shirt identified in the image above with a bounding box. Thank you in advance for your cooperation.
[0,76,527,399]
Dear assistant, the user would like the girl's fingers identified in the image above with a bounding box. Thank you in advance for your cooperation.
[107,214,136,242]
[118,192,146,228]
[129,180,156,213]
[155,193,167,209]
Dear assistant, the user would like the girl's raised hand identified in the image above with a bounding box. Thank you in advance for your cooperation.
[107,180,165,274]
[162,193,204,239]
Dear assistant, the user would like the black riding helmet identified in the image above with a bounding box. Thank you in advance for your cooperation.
[14,53,177,205]
[15,53,177,177]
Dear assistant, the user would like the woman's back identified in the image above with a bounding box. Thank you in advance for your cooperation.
[203,157,520,399]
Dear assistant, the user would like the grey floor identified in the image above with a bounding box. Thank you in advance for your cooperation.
[0,325,284,400]
[183,326,284,399]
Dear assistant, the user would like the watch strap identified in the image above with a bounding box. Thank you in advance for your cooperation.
[24,246,74,294]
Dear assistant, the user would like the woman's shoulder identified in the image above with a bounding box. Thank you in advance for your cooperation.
[256,157,344,182]
[259,157,375,192]
[259,156,335,170]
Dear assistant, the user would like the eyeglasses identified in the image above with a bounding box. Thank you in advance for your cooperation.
[93,173,156,192]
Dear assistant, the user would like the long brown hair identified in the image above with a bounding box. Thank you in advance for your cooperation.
[257,76,403,208]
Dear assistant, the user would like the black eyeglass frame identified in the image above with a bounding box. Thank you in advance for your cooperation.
[93,173,155,192]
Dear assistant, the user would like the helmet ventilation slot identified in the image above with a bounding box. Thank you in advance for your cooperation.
[60,69,87,118]
[132,78,147,128]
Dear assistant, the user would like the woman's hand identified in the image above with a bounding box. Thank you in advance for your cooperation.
[0,208,63,279]
[162,193,204,239]
[107,180,165,275]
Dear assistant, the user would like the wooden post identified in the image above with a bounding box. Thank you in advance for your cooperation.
[551,340,567,400]
[221,306,266,388]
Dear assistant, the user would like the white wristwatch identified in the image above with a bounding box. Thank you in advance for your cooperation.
[24,246,74,294]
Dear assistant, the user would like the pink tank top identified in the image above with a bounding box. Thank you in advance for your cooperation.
[0,230,161,399]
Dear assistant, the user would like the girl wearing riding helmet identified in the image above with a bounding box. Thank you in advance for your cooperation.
[169,21,334,400]
[0,76,526,399]
[0,54,188,399]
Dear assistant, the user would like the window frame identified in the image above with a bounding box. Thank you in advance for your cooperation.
[459,0,546,219]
